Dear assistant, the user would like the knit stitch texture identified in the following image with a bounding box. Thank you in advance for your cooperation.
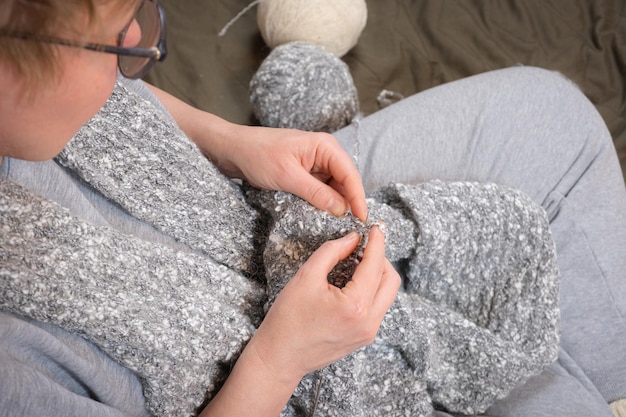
[250,41,359,132]
[1,82,560,417]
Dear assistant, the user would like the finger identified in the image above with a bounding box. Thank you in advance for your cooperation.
[322,146,368,221]
[327,178,345,194]
[298,231,361,282]
[371,258,401,320]
[343,225,386,302]
[339,174,368,222]
[290,169,351,218]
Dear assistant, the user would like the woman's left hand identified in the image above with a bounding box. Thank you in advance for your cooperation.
[209,124,368,221]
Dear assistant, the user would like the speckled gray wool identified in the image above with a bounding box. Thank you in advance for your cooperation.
[254,182,560,416]
[1,82,559,417]
[250,41,359,132]
[56,82,261,277]
[0,181,265,416]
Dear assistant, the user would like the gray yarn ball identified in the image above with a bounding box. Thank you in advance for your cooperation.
[250,41,359,132]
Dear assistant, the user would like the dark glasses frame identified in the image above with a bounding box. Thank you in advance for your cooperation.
[0,0,167,79]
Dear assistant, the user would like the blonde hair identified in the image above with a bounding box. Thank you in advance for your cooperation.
[0,0,136,87]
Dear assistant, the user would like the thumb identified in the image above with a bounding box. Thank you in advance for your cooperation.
[293,174,349,218]
[299,232,361,281]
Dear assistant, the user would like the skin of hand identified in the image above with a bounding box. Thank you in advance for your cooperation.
[148,85,368,222]
[219,124,367,221]
[201,226,400,416]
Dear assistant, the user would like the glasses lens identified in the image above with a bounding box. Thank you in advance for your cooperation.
[119,1,161,78]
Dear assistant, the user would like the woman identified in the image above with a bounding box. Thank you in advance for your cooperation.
[0,1,624,417]
[0,0,398,416]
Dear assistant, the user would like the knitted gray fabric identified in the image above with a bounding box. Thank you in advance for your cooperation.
[254,182,560,416]
[55,83,261,276]
[1,82,267,417]
[0,82,560,417]
[0,179,267,417]
[250,41,359,132]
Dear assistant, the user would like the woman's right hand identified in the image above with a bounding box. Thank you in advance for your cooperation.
[251,224,400,383]
[201,225,400,417]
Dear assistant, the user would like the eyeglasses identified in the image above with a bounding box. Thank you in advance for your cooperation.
[0,0,167,79]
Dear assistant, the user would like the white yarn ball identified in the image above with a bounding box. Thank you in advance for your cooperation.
[257,0,368,57]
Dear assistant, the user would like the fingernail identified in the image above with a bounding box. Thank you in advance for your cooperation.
[327,198,347,217]
[371,222,388,241]
[342,231,360,241]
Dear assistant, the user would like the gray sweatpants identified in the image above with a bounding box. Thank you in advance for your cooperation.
[335,66,626,416]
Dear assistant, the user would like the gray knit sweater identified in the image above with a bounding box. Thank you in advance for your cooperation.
[0,82,560,417]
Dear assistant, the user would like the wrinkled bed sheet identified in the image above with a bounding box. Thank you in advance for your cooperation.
[144,0,626,181]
